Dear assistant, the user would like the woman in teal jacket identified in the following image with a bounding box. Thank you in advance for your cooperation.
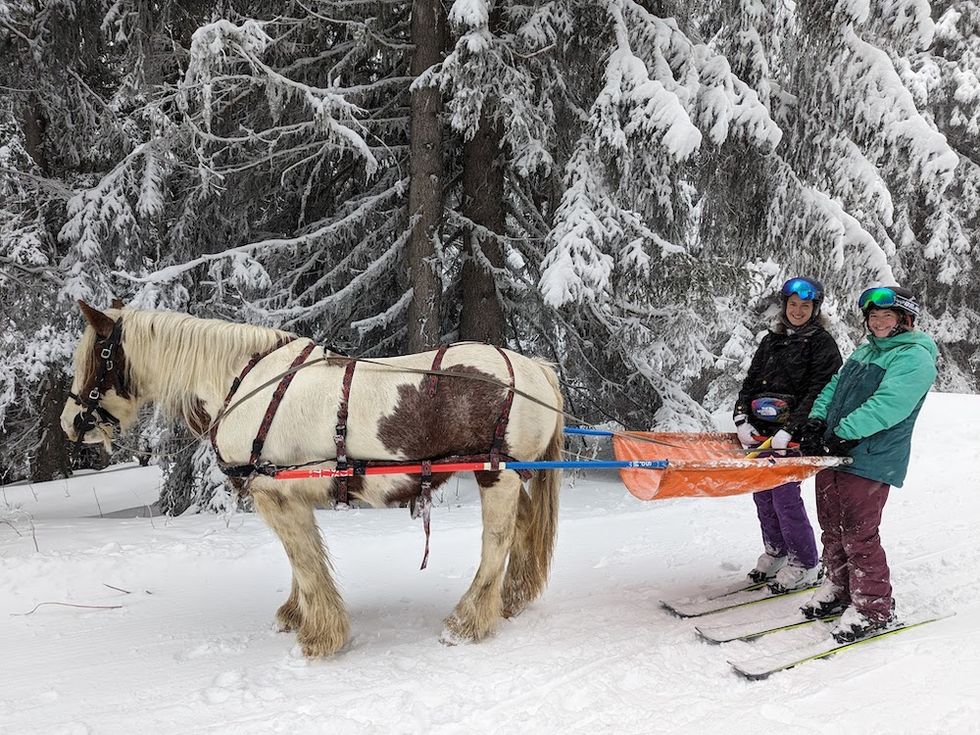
[797,285,937,643]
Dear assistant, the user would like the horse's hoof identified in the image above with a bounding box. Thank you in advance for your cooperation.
[298,635,344,658]
[438,626,473,647]
[276,604,302,632]
[501,601,527,619]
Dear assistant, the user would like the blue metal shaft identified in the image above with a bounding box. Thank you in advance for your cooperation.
[503,459,668,471]
[564,427,615,437]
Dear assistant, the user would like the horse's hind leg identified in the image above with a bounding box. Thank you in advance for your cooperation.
[502,488,534,618]
[251,479,349,657]
[442,470,521,644]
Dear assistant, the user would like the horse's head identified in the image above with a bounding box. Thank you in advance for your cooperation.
[60,300,139,449]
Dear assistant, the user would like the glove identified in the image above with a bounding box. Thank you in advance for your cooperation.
[734,415,761,448]
[824,433,860,457]
[769,429,793,455]
[797,418,828,456]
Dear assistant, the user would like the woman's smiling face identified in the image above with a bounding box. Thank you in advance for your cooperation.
[785,294,814,327]
[867,308,900,337]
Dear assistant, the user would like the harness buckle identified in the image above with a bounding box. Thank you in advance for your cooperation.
[101,347,113,360]
[88,388,101,401]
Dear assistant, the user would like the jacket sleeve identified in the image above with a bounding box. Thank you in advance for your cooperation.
[808,369,840,421]
[734,334,770,418]
[787,331,843,432]
[833,346,937,440]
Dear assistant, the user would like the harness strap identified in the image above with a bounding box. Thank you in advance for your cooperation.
[249,341,317,466]
[333,359,358,507]
[210,336,298,466]
[426,344,450,397]
[414,460,433,569]
[489,347,517,470]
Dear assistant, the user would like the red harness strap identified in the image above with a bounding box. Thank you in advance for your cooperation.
[211,336,297,468]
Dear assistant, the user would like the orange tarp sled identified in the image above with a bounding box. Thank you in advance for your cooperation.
[612,431,846,501]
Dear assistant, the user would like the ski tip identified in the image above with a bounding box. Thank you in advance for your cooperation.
[694,627,723,645]
[728,661,772,681]
[660,601,695,618]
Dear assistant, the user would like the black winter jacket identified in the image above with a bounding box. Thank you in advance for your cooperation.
[734,320,843,436]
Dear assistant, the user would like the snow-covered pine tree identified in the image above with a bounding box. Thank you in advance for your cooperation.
[0,0,137,480]
[905,1,980,388]
[533,1,782,428]
[707,0,972,411]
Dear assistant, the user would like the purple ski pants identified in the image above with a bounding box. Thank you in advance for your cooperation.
[815,469,893,621]
[753,481,818,569]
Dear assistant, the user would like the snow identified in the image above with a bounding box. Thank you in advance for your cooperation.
[2,392,979,734]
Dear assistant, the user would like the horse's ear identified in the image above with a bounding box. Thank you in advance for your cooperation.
[78,299,115,338]
[111,298,124,309]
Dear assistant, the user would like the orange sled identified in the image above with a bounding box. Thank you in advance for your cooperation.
[612,432,846,501]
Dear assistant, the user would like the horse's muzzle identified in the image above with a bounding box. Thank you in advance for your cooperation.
[73,410,98,436]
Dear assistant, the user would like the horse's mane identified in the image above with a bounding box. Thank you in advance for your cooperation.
[111,309,294,425]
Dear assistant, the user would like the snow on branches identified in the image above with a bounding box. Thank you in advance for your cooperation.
[181,18,378,175]
[540,0,780,310]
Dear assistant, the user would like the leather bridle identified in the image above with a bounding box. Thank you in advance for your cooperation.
[67,319,128,443]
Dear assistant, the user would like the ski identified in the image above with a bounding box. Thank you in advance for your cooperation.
[728,614,952,680]
[662,581,816,618]
[696,611,841,644]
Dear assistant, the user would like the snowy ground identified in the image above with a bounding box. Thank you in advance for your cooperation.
[1,392,978,735]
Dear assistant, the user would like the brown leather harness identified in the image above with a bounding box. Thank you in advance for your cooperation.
[209,341,528,568]
[210,341,528,490]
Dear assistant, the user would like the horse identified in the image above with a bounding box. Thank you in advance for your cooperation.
[60,301,564,657]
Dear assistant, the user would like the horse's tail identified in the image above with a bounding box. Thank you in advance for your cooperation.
[504,360,563,616]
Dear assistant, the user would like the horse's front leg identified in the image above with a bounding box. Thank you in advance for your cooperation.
[251,479,350,657]
[441,470,521,645]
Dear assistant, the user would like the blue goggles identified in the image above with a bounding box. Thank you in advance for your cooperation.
[780,277,822,301]
[858,287,920,316]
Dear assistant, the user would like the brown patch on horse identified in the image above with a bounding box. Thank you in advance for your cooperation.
[378,365,511,461]
[381,474,453,505]
[185,397,211,436]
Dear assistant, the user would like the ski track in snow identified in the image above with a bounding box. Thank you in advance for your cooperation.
[1,393,979,734]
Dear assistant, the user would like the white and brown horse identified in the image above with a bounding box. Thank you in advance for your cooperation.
[60,302,564,656]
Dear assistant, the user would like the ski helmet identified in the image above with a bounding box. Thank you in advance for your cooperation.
[858,285,920,322]
[780,276,824,305]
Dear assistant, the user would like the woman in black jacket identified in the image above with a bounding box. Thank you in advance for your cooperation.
[734,277,843,591]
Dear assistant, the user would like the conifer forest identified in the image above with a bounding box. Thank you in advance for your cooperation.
[1,1,978,508]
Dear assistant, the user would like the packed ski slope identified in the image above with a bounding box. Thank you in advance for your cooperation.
[1,392,977,734]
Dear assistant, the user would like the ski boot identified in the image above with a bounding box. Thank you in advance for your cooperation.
[800,577,848,620]
[747,552,787,583]
[831,602,896,643]
[769,562,822,593]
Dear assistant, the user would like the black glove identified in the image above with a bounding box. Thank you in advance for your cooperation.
[797,418,828,456]
[824,433,860,457]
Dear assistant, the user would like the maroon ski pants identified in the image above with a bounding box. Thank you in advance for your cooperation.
[814,469,892,621]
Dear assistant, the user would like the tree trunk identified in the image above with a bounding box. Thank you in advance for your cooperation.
[405,0,446,353]
[459,114,506,345]
[30,368,72,482]
[15,96,49,175]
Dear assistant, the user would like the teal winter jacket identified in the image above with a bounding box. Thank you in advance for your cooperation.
[809,330,938,487]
